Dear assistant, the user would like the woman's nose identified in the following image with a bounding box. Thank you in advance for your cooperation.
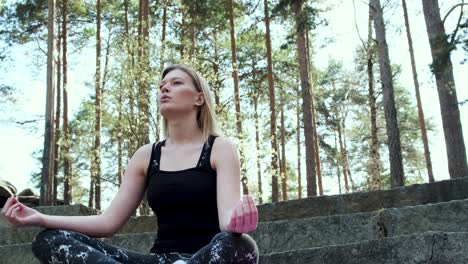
[160,84,169,93]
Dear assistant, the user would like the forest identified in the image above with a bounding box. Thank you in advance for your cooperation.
[0,0,467,211]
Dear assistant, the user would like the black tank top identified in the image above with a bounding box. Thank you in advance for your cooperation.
[145,135,220,254]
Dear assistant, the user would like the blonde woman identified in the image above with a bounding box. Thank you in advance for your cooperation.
[1,64,259,264]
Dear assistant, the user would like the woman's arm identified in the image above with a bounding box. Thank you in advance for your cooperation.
[1,143,153,238]
[212,137,258,233]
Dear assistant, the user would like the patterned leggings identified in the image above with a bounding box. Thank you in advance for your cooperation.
[31,229,258,264]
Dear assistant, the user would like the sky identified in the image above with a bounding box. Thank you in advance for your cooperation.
[0,0,467,203]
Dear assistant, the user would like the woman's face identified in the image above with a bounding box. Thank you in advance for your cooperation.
[158,69,204,117]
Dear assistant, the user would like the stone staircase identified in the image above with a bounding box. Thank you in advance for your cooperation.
[2,177,468,263]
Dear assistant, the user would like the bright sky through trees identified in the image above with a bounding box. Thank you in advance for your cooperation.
[0,0,466,204]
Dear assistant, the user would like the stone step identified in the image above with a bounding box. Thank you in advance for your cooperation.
[3,196,468,252]
[258,176,468,222]
[252,197,468,254]
[259,231,468,264]
[2,231,467,264]
[0,215,157,246]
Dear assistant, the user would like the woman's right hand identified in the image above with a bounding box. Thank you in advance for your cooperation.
[1,196,44,227]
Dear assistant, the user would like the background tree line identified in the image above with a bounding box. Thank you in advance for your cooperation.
[0,0,467,210]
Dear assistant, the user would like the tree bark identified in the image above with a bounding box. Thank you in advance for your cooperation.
[40,0,55,206]
[402,0,434,183]
[306,32,323,196]
[188,2,195,60]
[156,0,168,142]
[264,0,279,202]
[296,90,302,199]
[62,0,72,205]
[254,97,263,204]
[337,117,349,192]
[293,0,317,197]
[367,4,381,189]
[371,0,405,188]
[280,94,287,201]
[93,0,102,210]
[53,21,61,205]
[213,30,222,117]
[422,0,468,178]
[228,0,248,194]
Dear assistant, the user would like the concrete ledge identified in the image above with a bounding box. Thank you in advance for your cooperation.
[0,215,158,246]
[258,177,468,222]
[252,198,468,254]
[259,232,468,264]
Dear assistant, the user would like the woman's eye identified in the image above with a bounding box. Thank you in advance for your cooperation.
[174,81,182,85]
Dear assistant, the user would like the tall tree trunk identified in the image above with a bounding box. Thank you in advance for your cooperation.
[93,0,102,210]
[371,0,405,188]
[137,0,151,215]
[213,30,222,116]
[117,85,123,186]
[422,0,468,178]
[228,0,248,194]
[123,0,136,154]
[342,121,354,190]
[188,2,195,60]
[254,97,263,204]
[156,0,168,142]
[62,0,72,205]
[180,9,185,58]
[306,32,323,195]
[293,0,317,197]
[367,4,381,189]
[335,132,342,194]
[53,22,61,205]
[88,176,94,208]
[402,0,434,183]
[280,94,287,201]
[263,0,279,202]
[296,90,302,199]
[40,0,55,206]
[137,0,150,147]
[337,117,349,192]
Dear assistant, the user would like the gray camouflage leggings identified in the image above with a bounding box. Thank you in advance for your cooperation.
[31,229,258,264]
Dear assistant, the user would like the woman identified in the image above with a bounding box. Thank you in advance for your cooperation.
[1,64,259,264]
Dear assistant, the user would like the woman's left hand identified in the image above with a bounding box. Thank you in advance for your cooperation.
[226,195,258,234]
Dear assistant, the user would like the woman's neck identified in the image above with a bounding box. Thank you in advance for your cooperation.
[166,115,203,146]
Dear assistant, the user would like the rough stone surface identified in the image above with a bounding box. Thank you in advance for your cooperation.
[259,232,468,264]
[117,215,157,234]
[253,198,468,254]
[0,243,36,264]
[251,212,380,254]
[0,215,158,246]
[258,177,468,222]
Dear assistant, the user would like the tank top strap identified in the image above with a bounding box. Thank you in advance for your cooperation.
[145,140,165,187]
[196,135,218,170]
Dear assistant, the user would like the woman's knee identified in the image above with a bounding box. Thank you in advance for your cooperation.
[32,229,75,253]
[211,232,259,262]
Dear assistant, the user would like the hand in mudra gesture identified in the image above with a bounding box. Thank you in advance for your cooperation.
[1,196,43,227]
[226,195,258,234]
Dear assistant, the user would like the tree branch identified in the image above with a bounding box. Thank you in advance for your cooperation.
[15,119,43,125]
[352,0,367,49]
[442,2,467,25]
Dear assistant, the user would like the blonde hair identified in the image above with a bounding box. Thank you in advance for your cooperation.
[161,64,220,142]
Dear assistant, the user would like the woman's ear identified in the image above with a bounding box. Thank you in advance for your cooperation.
[195,92,205,106]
